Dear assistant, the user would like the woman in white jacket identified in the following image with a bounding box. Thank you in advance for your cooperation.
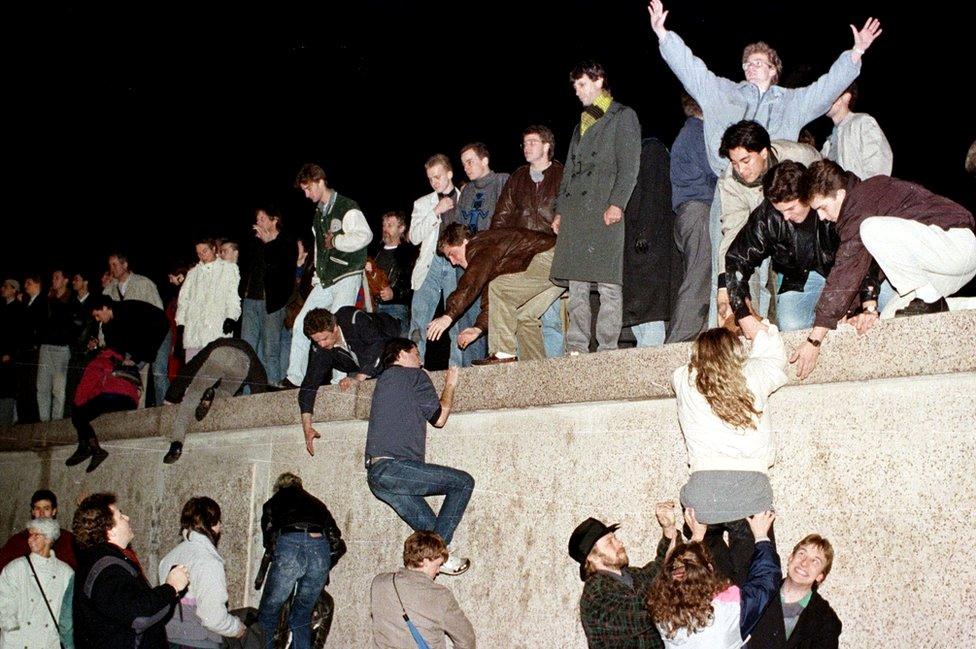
[0,518,73,649]
[671,323,788,585]
[158,497,245,648]
[176,239,242,362]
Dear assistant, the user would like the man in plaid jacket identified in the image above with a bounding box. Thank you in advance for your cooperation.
[569,502,695,648]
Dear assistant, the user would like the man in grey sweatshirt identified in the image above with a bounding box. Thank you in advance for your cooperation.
[647,0,882,326]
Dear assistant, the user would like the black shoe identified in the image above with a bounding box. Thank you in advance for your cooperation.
[894,297,949,318]
[471,354,518,366]
[65,443,92,467]
[163,441,183,464]
[277,378,299,389]
[86,446,109,473]
[195,387,216,421]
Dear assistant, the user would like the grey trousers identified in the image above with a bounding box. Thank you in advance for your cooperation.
[666,200,712,343]
[567,281,622,353]
[170,346,249,443]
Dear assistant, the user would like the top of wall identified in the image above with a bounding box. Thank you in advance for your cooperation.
[4,310,974,452]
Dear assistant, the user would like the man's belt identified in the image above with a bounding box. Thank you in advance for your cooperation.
[280,525,325,535]
[365,455,394,469]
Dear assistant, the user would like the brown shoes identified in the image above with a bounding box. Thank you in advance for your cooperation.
[471,354,518,366]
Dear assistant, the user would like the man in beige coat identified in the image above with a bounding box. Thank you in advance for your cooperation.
[716,121,821,323]
[370,531,475,649]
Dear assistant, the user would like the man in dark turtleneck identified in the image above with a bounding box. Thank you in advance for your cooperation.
[453,143,508,366]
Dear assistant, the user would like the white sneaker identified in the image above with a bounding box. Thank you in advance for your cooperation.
[439,553,471,576]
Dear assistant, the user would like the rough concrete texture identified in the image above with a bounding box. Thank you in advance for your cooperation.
[1,311,975,646]
[4,309,975,452]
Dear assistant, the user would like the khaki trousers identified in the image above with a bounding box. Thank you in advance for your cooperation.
[487,248,565,360]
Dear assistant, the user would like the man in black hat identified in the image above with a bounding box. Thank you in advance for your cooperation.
[569,501,695,649]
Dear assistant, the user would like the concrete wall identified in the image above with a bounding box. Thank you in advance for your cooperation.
[2,311,975,647]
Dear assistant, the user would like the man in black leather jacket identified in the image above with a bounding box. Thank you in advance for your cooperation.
[257,472,343,648]
[723,161,885,339]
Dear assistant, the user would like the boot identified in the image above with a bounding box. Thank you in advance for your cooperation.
[163,441,183,464]
[65,441,93,467]
[195,387,216,421]
[86,438,109,473]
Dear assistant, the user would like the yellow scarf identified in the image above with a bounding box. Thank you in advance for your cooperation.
[580,92,613,136]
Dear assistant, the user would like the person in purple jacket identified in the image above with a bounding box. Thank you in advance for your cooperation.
[791,160,976,379]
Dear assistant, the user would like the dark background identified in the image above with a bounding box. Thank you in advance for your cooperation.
[5,1,974,292]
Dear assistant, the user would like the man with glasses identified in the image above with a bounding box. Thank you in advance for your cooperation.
[647,0,882,325]
[491,125,566,356]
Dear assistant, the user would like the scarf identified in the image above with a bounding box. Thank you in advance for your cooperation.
[581,92,613,136]
[732,149,779,188]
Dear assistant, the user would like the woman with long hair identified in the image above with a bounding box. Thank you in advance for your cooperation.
[158,497,246,647]
[648,510,780,648]
[671,322,788,584]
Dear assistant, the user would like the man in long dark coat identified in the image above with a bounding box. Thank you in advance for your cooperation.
[622,137,682,347]
[550,61,641,354]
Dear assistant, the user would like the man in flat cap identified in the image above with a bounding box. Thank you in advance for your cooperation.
[569,502,695,649]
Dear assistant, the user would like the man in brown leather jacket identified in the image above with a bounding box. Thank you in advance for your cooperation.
[426,223,563,364]
[492,125,566,357]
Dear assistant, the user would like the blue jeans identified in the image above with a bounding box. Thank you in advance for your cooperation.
[455,265,487,366]
[242,298,287,385]
[279,327,292,383]
[258,532,331,649]
[777,272,897,331]
[631,320,666,347]
[367,459,475,546]
[409,256,461,366]
[541,296,564,357]
[776,272,827,332]
[377,303,410,338]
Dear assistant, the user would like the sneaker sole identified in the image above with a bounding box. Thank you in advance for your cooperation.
[439,559,471,576]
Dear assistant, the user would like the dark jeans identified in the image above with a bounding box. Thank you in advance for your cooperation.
[71,393,137,443]
[692,518,778,587]
[257,532,331,649]
[15,349,39,424]
[367,458,475,546]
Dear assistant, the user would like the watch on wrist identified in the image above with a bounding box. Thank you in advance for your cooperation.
[806,337,822,348]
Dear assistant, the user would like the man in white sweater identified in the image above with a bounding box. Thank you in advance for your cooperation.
[176,238,242,362]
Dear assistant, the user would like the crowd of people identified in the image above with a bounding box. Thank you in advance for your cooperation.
[2,1,976,646]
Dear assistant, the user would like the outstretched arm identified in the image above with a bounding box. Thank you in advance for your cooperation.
[850,17,883,63]
[651,0,736,107]
[432,367,459,428]
[647,0,669,40]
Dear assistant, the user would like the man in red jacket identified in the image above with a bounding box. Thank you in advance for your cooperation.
[65,348,141,472]
[0,489,77,571]
[791,160,976,379]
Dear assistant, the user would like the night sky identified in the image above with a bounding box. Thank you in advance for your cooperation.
[6,1,974,293]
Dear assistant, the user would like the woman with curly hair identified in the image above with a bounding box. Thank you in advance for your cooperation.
[671,322,788,585]
[648,511,780,648]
